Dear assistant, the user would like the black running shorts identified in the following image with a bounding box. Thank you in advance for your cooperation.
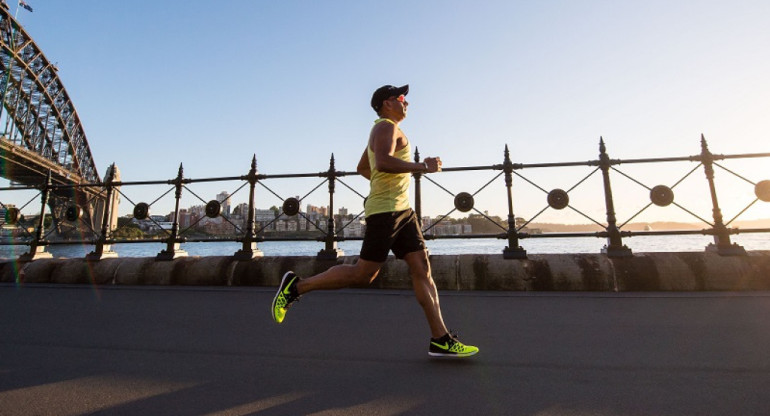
[359,209,426,263]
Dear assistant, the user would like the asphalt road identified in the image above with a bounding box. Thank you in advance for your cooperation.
[1,284,770,416]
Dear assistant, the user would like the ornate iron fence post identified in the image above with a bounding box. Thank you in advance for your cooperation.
[19,170,53,261]
[86,163,119,260]
[599,138,632,257]
[502,145,527,259]
[317,154,343,260]
[234,155,263,260]
[414,147,423,228]
[157,163,188,260]
[699,135,746,255]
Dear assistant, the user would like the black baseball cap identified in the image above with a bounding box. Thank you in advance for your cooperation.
[371,84,409,113]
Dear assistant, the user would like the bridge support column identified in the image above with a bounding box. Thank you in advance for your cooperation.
[19,171,53,262]
[87,164,119,261]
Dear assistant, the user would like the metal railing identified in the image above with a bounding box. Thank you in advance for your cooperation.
[1,135,769,261]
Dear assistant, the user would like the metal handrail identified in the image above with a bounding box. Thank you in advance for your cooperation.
[1,136,768,260]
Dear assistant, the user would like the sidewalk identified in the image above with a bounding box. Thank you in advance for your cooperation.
[2,285,770,415]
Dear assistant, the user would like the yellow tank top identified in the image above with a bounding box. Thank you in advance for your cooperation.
[365,118,411,216]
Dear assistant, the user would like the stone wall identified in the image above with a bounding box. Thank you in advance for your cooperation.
[2,251,770,291]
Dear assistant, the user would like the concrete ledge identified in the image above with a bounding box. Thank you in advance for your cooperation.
[2,251,770,291]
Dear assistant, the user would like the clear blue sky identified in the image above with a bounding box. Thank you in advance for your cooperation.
[7,0,770,224]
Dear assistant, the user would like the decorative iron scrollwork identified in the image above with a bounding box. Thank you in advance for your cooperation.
[454,192,474,213]
[650,185,674,207]
[65,205,81,222]
[205,200,222,218]
[547,189,569,210]
[4,207,20,224]
[755,180,770,202]
[282,197,300,216]
[133,202,150,220]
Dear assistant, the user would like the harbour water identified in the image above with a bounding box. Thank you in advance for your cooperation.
[1,233,768,259]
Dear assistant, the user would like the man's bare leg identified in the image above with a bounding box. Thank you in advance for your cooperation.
[403,250,449,339]
[296,258,383,294]
[403,250,479,357]
[272,259,382,324]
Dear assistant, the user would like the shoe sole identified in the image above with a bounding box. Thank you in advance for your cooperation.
[271,271,295,323]
[428,350,479,358]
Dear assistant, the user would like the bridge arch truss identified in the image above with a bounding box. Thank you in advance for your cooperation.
[0,5,99,186]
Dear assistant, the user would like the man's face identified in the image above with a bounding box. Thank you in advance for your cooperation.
[383,94,408,118]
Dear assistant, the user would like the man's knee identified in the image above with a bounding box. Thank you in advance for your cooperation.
[351,260,382,285]
[353,268,379,285]
[404,250,431,278]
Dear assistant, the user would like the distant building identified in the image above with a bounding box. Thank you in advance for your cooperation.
[342,219,365,237]
[430,222,470,236]
[178,209,190,229]
[306,204,328,218]
[216,191,231,217]
[233,203,249,217]
[189,204,205,219]
[255,209,275,231]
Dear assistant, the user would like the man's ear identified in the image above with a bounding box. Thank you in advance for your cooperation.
[380,99,392,113]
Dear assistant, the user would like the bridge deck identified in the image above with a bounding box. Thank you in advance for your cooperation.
[2,285,769,415]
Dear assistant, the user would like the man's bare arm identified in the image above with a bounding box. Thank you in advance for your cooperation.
[356,148,371,180]
[371,123,441,173]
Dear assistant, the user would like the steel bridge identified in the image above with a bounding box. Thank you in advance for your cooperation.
[0,5,105,237]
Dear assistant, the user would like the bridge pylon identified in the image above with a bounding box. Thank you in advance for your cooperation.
[86,164,120,260]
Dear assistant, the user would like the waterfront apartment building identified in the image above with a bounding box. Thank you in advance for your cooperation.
[216,192,231,217]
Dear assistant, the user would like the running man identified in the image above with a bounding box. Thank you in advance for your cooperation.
[272,84,478,358]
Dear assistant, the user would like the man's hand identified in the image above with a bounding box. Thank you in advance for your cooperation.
[422,156,442,173]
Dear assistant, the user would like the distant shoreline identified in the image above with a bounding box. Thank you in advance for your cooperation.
[529,218,770,233]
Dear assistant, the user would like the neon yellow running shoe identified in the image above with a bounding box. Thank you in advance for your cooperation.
[428,332,479,358]
[271,271,300,323]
